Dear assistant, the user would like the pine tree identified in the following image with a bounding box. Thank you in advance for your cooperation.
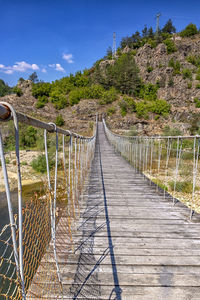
[162,19,176,34]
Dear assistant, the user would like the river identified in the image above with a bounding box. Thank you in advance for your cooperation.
[0,182,44,231]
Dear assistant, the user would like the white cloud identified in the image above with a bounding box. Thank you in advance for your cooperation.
[32,64,39,70]
[55,63,65,72]
[0,61,39,74]
[41,68,47,73]
[48,63,65,72]
[12,61,39,72]
[4,70,14,74]
[62,53,74,64]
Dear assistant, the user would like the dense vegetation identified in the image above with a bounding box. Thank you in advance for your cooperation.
[0,79,12,97]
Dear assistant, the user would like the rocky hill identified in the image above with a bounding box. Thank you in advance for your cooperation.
[2,30,200,137]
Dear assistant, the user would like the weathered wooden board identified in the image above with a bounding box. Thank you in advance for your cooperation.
[27,123,200,299]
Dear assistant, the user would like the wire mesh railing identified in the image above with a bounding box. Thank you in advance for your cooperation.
[0,102,97,299]
[103,119,200,220]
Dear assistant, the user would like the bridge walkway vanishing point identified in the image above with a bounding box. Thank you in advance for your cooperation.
[48,122,200,300]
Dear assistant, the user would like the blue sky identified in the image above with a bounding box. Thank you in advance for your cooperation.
[1,0,200,86]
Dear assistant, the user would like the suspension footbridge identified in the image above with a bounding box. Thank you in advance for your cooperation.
[1,102,200,299]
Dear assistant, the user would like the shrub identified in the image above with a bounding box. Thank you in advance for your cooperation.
[180,23,198,38]
[123,95,136,112]
[194,98,200,108]
[107,107,116,116]
[182,68,192,80]
[146,64,153,73]
[20,126,37,148]
[50,90,68,109]
[139,83,158,101]
[31,154,54,173]
[36,95,48,109]
[72,71,90,87]
[88,84,104,98]
[119,100,128,116]
[148,39,157,48]
[13,87,23,97]
[89,121,93,131]
[135,99,170,119]
[119,95,136,116]
[101,87,118,104]
[68,85,105,106]
[149,100,171,116]
[187,55,200,67]
[32,82,52,98]
[136,101,149,119]
[168,58,181,75]
[36,101,45,109]
[196,74,200,81]
[187,82,192,89]
[55,115,65,126]
[196,84,200,89]
[163,38,177,54]
[68,89,82,105]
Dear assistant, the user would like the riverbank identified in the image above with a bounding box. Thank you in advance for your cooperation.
[0,150,45,191]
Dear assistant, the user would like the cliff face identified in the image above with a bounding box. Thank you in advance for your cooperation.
[134,37,200,106]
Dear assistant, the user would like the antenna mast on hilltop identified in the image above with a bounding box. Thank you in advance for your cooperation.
[112,32,116,59]
[156,12,161,35]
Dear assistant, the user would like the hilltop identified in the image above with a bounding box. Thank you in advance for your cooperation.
[1,21,200,136]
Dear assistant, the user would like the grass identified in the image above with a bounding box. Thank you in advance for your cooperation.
[169,180,193,193]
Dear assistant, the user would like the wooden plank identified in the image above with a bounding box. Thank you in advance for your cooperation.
[27,123,200,299]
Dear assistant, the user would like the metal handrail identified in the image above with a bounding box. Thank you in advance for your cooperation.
[103,119,200,140]
[0,102,97,299]
[0,102,94,140]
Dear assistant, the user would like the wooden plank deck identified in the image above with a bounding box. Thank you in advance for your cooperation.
[28,122,200,299]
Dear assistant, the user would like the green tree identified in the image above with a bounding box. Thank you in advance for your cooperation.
[147,27,154,39]
[104,53,141,95]
[106,46,113,59]
[29,72,39,83]
[142,25,148,37]
[20,126,37,148]
[180,23,198,37]
[120,31,142,49]
[0,79,12,97]
[162,19,176,34]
